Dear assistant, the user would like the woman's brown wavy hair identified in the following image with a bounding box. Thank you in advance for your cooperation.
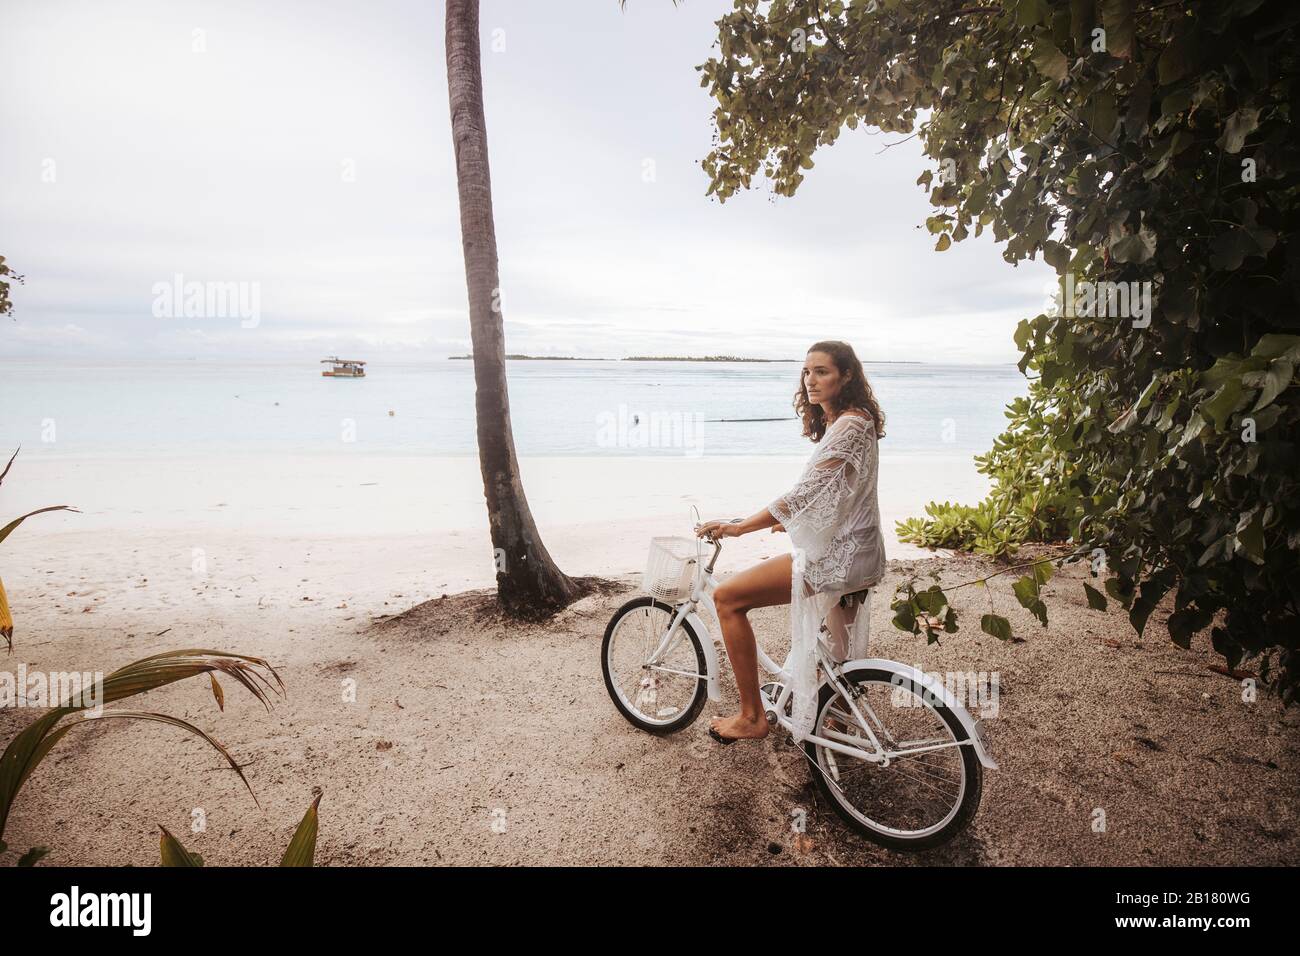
[794,340,887,442]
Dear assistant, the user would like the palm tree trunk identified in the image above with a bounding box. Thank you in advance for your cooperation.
[445,0,581,616]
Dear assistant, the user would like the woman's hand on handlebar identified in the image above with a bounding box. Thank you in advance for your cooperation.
[694,518,742,540]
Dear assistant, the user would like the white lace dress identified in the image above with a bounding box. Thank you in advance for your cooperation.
[767,413,887,742]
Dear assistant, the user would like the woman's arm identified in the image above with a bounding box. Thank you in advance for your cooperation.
[695,507,780,539]
[768,416,871,536]
[695,417,871,541]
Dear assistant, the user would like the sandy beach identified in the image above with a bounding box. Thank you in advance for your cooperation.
[2,453,1298,865]
[2,450,978,605]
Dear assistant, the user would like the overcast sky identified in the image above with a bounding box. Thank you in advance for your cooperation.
[0,0,1055,363]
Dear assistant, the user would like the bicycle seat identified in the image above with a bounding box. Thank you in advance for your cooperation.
[838,586,872,607]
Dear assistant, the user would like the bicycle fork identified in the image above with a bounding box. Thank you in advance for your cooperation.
[643,598,723,702]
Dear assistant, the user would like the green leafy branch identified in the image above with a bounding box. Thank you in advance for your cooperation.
[890,545,1113,643]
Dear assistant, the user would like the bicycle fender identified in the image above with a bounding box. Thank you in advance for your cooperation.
[842,658,999,770]
[684,610,723,702]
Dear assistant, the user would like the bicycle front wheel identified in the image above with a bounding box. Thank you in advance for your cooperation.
[602,595,708,734]
[804,667,983,850]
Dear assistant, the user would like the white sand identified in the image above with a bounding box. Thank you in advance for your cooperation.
[6,451,985,614]
[4,452,1298,866]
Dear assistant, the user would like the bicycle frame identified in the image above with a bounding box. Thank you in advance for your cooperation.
[639,538,991,768]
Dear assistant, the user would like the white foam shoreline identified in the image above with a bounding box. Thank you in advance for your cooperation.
[3,452,988,610]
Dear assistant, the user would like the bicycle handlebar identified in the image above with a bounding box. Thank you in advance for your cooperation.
[696,517,741,572]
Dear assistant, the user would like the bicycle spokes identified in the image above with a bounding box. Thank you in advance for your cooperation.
[607,603,701,725]
[814,678,967,838]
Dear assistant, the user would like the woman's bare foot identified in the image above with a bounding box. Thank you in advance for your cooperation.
[709,713,770,741]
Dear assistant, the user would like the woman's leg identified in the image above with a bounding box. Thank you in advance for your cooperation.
[821,591,869,664]
[709,552,792,740]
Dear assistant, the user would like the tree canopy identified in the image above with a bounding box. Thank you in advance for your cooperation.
[700,0,1300,700]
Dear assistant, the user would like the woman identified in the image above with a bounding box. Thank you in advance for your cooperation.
[694,340,887,744]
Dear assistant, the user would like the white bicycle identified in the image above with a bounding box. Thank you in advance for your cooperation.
[601,525,999,850]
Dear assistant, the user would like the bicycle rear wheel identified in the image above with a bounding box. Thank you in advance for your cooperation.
[803,667,983,850]
[602,595,708,734]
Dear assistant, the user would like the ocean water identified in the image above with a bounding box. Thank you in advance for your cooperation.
[0,360,1027,460]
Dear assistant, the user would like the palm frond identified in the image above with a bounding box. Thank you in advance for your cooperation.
[16,845,49,866]
[159,825,203,866]
[90,649,285,711]
[0,506,78,548]
[0,577,12,653]
[0,650,283,844]
[0,448,17,488]
[0,448,79,650]
[279,793,322,866]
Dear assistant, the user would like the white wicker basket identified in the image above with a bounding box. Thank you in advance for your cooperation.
[642,536,701,604]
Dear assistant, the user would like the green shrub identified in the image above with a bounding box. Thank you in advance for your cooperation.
[699,0,1300,700]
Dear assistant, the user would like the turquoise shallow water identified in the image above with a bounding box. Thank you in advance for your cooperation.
[0,359,1027,460]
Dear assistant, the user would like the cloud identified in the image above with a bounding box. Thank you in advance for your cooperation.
[0,0,1051,365]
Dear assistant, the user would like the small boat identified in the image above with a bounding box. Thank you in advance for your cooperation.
[321,357,366,378]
